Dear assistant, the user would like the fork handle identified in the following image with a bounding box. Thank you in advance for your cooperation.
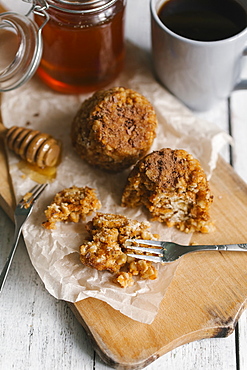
[0,226,23,293]
[187,243,247,253]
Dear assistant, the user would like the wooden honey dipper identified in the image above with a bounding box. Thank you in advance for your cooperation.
[0,122,62,168]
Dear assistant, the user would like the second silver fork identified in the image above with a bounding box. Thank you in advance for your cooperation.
[126,239,247,263]
[0,183,47,293]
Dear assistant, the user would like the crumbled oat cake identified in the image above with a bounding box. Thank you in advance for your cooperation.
[121,148,215,233]
[71,86,157,172]
[42,186,101,229]
[79,212,159,288]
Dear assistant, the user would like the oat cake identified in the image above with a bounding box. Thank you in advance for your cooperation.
[121,148,215,233]
[71,87,157,172]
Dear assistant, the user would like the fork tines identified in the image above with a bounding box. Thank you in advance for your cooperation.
[127,239,163,247]
[20,183,48,208]
[125,239,164,263]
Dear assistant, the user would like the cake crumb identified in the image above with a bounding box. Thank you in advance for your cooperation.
[42,185,101,229]
[79,212,159,287]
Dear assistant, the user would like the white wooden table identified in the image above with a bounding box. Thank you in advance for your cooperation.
[1,0,247,369]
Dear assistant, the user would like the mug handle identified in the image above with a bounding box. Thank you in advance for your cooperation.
[233,47,247,90]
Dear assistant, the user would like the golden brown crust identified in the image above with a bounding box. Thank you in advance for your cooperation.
[79,212,159,287]
[71,87,157,172]
[42,186,101,229]
[121,148,215,233]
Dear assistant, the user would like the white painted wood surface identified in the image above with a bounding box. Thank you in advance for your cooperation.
[1,0,247,369]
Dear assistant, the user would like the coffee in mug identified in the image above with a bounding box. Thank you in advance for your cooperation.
[158,0,247,42]
[151,0,247,111]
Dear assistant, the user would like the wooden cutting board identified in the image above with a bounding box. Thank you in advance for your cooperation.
[1,136,247,369]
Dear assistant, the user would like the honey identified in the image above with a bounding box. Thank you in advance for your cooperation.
[18,160,57,184]
[34,0,126,94]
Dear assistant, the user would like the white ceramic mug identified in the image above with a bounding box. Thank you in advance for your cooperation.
[150,0,247,111]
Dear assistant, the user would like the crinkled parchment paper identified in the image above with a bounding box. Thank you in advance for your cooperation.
[1,42,231,324]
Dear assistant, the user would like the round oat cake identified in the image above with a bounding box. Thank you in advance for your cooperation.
[71,87,157,171]
[121,148,215,233]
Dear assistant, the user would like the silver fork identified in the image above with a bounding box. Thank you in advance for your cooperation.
[125,239,247,263]
[0,183,47,293]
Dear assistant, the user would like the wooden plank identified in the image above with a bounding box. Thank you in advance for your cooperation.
[0,207,96,370]
[0,98,15,219]
[0,3,6,12]
[0,137,15,220]
[231,90,247,370]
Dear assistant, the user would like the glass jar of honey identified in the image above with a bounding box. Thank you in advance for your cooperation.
[0,0,126,93]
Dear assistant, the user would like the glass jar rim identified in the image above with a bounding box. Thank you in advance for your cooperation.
[46,0,119,12]
[50,0,112,4]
